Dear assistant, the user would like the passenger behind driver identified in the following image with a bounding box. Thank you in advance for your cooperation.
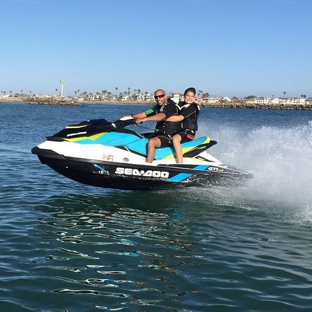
[166,87,200,163]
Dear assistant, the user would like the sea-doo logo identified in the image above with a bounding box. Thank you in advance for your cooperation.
[115,167,169,178]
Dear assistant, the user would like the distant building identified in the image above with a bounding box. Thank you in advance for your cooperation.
[246,97,271,105]
[171,92,181,103]
[285,98,306,105]
[207,97,220,104]
[271,98,280,105]
[222,97,232,103]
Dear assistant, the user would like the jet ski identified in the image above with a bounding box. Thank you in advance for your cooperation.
[31,116,253,190]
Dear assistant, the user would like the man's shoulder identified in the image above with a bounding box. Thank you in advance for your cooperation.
[167,98,177,105]
[164,100,179,111]
[180,102,199,116]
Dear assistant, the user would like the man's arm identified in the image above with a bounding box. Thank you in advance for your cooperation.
[132,111,147,119]
[125,105,158,119]
[166,115,184,122]
[136,112,166,124]
[123,111,146,119]
[167,105,196,122]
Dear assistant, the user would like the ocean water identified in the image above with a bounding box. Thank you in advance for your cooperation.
[0,103,312,311]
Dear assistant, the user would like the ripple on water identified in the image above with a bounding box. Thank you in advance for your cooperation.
[1,187,312,310]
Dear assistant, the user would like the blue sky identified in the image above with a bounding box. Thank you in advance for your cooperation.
[1,0,311,98]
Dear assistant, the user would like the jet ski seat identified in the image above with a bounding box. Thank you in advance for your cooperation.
[125,136,211,160]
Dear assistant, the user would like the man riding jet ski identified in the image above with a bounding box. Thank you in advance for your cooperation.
[126,88,183,163]
[31,115,253,191]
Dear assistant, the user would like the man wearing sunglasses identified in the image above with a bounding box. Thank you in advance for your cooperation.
[128,89,181,163]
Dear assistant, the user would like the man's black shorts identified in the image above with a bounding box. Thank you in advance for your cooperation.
[176,129,196,143]
[157,134,172,147]
[144,133,172,147]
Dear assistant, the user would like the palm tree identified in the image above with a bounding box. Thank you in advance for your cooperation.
[283,91,286,97]
[115,87,118,95]
[102,90,107,100]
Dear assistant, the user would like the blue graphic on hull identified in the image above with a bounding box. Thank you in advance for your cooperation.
[93,164,109,174]
[167,165,209,183]
[167,173,192,182]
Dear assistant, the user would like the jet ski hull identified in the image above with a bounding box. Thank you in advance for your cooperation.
[31,118,253,191]
[32,146,252,191]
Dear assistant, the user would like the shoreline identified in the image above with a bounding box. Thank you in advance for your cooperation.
[1,97,312,110]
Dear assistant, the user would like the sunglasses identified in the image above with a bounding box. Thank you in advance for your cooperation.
[154,94,165,99]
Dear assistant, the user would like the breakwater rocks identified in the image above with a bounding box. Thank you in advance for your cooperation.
[82,100,312,110]
[200,103,312,110]
[2,97,311,110]
[26,97,81,106]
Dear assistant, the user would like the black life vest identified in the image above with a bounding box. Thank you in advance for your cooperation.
[155,120,182,135]
[155,100,181,135]
[179,102,200,131]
